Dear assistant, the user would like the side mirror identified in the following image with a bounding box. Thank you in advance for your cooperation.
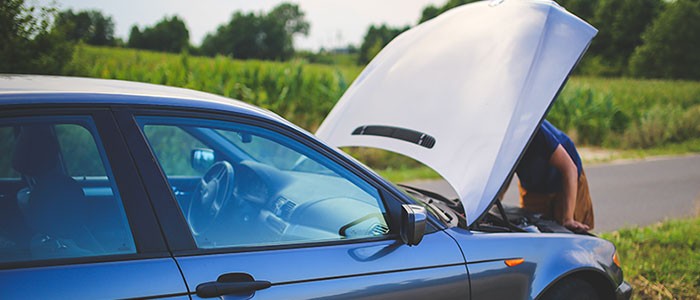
[400,204,427,246]
[191,148,215,172]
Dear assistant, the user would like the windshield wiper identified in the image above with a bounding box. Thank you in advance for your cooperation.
[399,185,454,224]
[423,198,454,223]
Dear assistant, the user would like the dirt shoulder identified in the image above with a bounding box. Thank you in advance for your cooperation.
[579,146,700,166]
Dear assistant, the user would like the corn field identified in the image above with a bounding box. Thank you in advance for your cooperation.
[65,46,361,131]
[66,46,700,155]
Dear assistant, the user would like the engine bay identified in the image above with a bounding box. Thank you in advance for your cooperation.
[399,184,582,235]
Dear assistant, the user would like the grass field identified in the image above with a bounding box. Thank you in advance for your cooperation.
[549,77,700,149]
[601,217,700,299]
[63,46,700,176]
[65,45,362,131]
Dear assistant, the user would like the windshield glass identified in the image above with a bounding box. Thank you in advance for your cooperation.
[216,129,334,175]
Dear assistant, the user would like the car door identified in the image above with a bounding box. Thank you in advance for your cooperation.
[0,106,188,299]
[115,108,470,299]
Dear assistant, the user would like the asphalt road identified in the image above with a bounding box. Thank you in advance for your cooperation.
[405,155,700,232]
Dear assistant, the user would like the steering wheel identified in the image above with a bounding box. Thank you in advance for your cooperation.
[188,161,235,236]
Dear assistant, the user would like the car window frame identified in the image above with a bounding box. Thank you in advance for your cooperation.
[0,103,170,270]
[113,105,423,257]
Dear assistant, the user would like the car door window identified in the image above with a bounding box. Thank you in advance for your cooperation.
[0,117,136,263]
[138,117,389,249]
[142,125,207,177]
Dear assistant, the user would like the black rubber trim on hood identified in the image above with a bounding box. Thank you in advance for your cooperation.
[352,125,436,149]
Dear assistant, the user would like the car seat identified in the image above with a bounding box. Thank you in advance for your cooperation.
[11,125,102,259]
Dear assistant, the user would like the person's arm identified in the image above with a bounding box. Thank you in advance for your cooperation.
[549,145,590,232]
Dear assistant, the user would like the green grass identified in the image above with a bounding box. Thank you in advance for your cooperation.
[573,138,700,166]
[549,77,700,149]
[61,46,700,178]
[601,217,700,299]
[621,138,700,158]
[377,166,441,183]
[65,45,362,131]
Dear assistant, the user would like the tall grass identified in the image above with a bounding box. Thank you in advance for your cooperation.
[64,46,700,162]
[65,46,361,131]
[550,77,700,149]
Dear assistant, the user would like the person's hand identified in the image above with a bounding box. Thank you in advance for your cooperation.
[563,218,590,232]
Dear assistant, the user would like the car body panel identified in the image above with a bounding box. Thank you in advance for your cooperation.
[107,104,470,299]
[177,230,469,299]
[0,76,290,127]
[0,78,630,299]
[0,106,188,299]
[0,258,188,299]
[316,0,597,226]
[446,228,621,299]
[193,265,468,300]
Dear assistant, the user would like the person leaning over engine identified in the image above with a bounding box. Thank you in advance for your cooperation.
[515,120,594,232]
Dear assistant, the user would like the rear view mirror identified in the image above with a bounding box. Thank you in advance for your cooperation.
[191,148,215,172]
[400,204,427,246]
[239,132,252,143]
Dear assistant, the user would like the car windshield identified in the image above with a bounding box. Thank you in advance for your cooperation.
[215,129,335,176]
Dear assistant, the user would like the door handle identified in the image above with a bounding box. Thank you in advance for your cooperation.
[196,273,271,298]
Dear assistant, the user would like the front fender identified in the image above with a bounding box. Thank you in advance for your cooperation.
[446,228,620,300]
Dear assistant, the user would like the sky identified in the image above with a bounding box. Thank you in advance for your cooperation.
[53,0,446,51]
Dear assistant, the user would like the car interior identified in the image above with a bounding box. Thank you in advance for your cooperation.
[140,121,390,249]
[0,122,135,264]
[0,117,391,263]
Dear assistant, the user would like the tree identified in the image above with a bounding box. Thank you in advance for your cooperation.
[56,9,116,46]
[128,16,189,53]
[418,0,479,23]
[587,0,664,75]
[418,5,440,24]
[629,0,700,79]
[200,3,309,60]
[0,0,73,74]
[361,0,478,64]
[357,24,408,64]
[557,0,598,22]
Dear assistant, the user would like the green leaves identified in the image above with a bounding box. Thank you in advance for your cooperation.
[128,16,190,53]
[0,0,73,74]
[200,3,309,61]
[357,25,408,65]
[629,0,700,80]
[56,9,116,46]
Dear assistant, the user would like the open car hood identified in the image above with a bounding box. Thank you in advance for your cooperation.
[315,0,597,226]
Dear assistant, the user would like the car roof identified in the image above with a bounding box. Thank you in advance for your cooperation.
[0,75,285,123]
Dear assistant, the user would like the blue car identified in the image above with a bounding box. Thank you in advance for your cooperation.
[0,1,631,299]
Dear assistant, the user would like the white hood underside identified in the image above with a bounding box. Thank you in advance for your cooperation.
[316,0,597,225]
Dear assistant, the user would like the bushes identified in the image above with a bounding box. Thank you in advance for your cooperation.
[550,78,700,149]
[0,0,74,74]
[621,104,700,148]
[548,88,625,146]
[64,46,700,170]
